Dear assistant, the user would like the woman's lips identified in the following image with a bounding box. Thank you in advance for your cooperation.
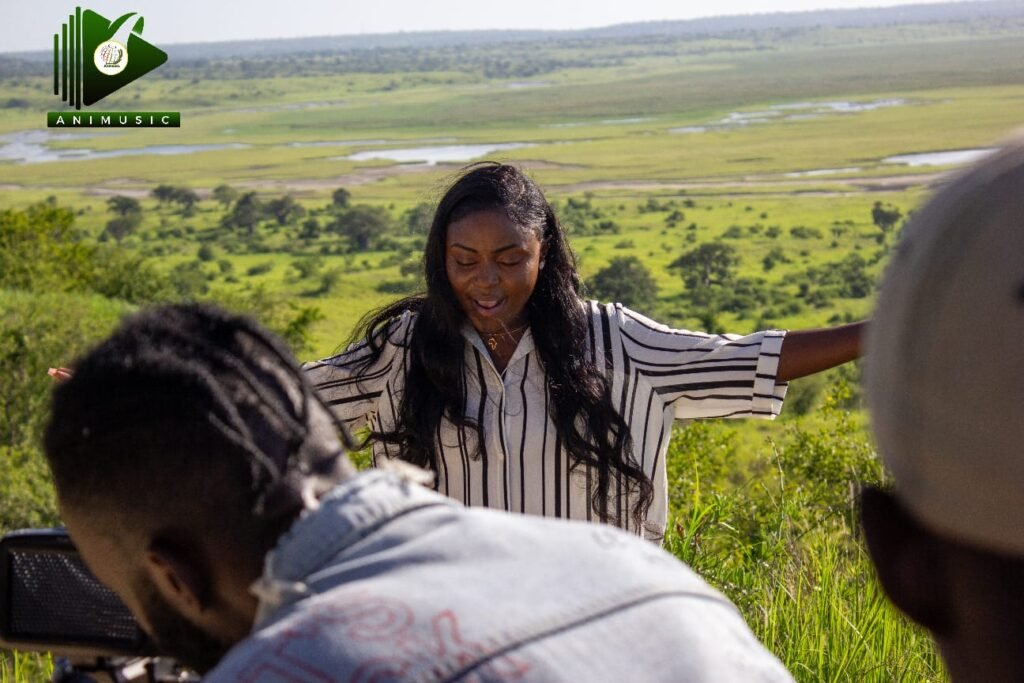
[470,296,506,316]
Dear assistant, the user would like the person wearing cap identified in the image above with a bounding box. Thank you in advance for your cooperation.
[862,140,1024,683]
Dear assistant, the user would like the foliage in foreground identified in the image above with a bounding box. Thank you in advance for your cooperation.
[664,396,946,682]
[0,651,50,682]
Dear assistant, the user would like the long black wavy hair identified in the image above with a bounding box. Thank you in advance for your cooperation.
[353,162,653,530]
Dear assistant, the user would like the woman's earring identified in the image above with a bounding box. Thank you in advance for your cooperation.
[539,259,546,269]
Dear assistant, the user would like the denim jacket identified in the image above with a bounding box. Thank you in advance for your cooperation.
[205,469,794,682]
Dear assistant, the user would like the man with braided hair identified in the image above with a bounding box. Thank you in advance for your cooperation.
[44,303,794,682]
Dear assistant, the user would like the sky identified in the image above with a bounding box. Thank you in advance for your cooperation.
[0,0,992,54]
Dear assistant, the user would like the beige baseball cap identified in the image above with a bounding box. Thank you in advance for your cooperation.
[866,138,1024,556]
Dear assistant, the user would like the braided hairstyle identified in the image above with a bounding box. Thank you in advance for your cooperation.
[44,303,355,554]
[352,162,654,531]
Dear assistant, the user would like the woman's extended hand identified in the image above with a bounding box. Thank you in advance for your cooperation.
[776,321,865,383]
[48,367,73,382]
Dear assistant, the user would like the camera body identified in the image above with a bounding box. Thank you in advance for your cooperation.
[0,528,152,657]
[0,529,195,682]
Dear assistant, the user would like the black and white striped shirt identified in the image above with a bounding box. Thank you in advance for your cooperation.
[305,301,788,539]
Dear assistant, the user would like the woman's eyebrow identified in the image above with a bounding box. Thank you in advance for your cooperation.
[449,243,522,254]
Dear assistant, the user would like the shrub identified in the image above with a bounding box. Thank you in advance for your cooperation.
[246,262,274,277]
[0,446,58,531]
[169,261,209,298]
[790,226,823,240]
[586,256,659,309]
[762,247,791,271]
[332,204,395,251]
[291,256,325,280]
[722,225,745,239]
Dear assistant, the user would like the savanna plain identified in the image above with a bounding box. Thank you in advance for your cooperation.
[3,10,1024,680]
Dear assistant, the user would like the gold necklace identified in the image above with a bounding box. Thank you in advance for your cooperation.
[485,324,528,351]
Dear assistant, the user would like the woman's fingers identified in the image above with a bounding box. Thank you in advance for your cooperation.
[48,367,74,382]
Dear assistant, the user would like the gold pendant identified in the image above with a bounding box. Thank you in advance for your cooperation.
[487,336,498,351]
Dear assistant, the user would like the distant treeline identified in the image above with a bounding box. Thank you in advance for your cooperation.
[7,0,1024,62]
[161,45,623,80]
[3,0,1022,80]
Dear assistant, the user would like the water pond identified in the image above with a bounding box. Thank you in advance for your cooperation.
[341,142,535,165]
[784,167,863,177]
[0,130,249,164]
[882,148,996,167]
[669,99,908,135]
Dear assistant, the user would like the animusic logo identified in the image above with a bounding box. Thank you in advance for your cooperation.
[49,7,178,128]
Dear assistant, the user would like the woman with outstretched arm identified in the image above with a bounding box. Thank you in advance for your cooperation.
[305,163,862,540]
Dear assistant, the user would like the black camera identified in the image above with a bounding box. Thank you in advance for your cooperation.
[0,529,196,682]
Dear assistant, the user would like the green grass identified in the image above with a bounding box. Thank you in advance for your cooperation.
[663,405,946,682]
[0,652,51,682]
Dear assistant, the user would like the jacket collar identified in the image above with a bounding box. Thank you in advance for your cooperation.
[249,468,451,627]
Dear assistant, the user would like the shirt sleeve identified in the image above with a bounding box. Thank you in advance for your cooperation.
[303,311,413,431]
[615,305,788,420]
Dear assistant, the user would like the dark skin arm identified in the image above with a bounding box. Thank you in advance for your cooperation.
[776,320,865,383]
[51,322,864,384]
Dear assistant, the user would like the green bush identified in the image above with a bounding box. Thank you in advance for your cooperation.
[664,407,944,682]
[0,289,132,453]
[0,446,58,532]
[246,262,274,277]
[790,226,824,240]
[586,256,659,309]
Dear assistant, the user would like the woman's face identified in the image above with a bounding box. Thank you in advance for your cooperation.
[445,210,546,334]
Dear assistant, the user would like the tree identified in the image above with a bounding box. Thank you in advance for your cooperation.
[266,195,305,226]
[87,249,177,304]
[332,204,393,251]
[586,256,659,309]
[1,203,93,292]
[151,184,177,205]
[871,201,902,235]
[669,242,739,291]
[222,192,264,234]
[107,195,141,218]
[0,202,181,303]
[300,217,320,239]
[762,246,790,272]
[212,184,239,209]
[404,202,433,234]
[835,254,873,298]
[170,187,200,214]
[332,187,351,209]
[104,214,141,242]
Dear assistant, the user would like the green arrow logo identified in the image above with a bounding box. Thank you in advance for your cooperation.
[53,7,167,109]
